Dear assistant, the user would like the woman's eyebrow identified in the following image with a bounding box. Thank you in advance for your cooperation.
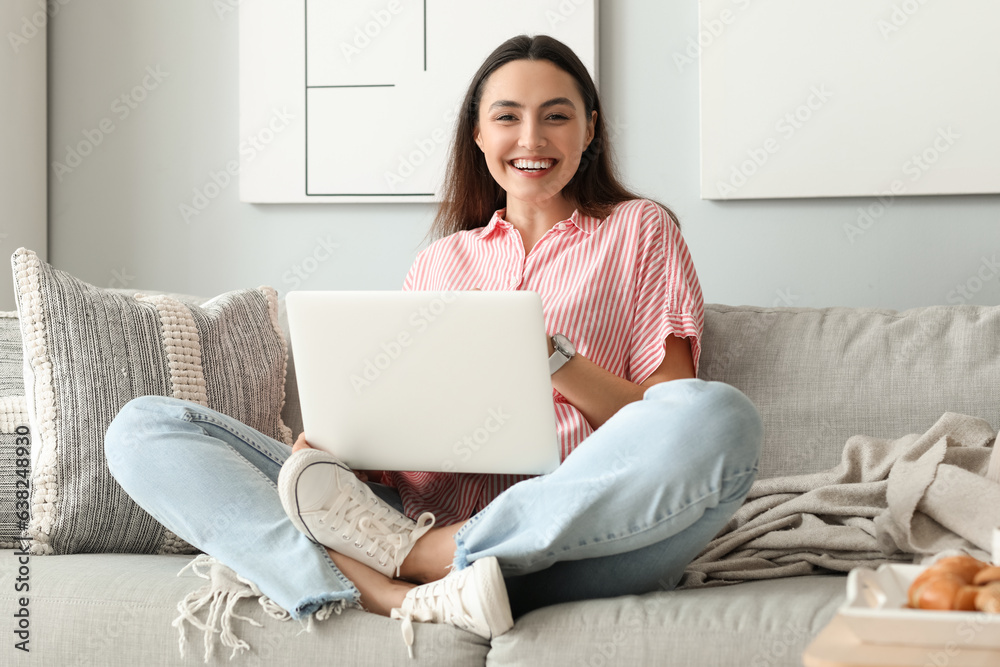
[487,97,577,111]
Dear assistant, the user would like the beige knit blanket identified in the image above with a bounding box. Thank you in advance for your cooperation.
[681,412,1000,588]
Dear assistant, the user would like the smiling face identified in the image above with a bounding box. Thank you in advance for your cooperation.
[473,59,597,221]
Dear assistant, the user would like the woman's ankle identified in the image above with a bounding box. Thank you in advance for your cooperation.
[399,524,463,584]
[329,548,414,616]
[362,579,415,617]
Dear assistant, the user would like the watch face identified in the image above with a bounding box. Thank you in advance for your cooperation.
[553,334,575,357]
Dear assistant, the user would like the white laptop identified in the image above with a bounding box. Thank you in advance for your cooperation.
[285,290,560,474]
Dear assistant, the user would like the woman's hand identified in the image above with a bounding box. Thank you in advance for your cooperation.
[291,433,381,483]
[291,432,313,453]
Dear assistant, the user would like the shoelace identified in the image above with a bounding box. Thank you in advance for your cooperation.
[318,485,434,577]
[394,575,476,659]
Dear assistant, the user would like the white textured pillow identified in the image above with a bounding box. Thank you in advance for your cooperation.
[11,248,292,555]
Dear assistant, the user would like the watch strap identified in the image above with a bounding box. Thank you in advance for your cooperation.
[548,349,570,375]
[548,336,573,375]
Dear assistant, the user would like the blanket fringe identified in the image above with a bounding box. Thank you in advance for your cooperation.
[172,555,355,662]
[173,555,272,662]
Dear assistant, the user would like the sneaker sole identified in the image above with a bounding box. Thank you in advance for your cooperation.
[474,557,514,638]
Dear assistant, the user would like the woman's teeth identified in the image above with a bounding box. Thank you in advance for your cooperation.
[512,159,554,171]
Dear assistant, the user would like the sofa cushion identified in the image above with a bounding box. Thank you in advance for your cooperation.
[11,249,293,555]
[0,310,26,549]
[700,304,1000,479]
[0,551,490,666]
[489,575,844,667]
[0,301,305,550]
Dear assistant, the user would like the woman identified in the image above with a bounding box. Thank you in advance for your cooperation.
[105,35,762,658]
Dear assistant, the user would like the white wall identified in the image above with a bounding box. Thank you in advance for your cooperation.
[1,0,48,310]
[48,1,1000,310]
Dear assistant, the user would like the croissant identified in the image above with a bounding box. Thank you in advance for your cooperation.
[907,555,1000,613]
[977,583,1000,614]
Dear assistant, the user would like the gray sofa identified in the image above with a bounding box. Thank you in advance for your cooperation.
[3,302,998,666]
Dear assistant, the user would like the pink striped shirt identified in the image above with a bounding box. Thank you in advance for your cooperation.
[384,199,704,524]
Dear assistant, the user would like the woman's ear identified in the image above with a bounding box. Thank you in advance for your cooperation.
[585,110,597,149]
[474,126,485,152]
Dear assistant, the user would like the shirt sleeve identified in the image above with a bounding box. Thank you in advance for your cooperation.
[627,202,705,383]
[402,249,425,291]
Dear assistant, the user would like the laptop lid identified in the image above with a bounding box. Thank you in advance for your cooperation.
[285,290,560,474]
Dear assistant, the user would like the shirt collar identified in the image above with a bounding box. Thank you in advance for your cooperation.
[476,209,510,239]
[566,209,603,235]
[478,208,604,238]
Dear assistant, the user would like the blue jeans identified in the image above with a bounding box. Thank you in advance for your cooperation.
[104,379,761,620]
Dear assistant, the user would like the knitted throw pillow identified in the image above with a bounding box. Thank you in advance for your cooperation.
[11,248,293,555]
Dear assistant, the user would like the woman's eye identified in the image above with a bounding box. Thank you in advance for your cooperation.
[495,114,517,122]
[547,113,569,121]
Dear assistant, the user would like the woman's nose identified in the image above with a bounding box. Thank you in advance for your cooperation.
[518,119,545,150]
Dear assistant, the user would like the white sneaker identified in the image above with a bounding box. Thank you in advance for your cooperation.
[390,556,513,658]
[277,448,435,578]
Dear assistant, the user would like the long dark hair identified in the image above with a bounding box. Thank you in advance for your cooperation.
[431,34,678,239]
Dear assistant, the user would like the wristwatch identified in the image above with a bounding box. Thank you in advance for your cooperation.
[548,334,576,375]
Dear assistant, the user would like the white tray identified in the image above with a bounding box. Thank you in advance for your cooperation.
[841,564,1000,649]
